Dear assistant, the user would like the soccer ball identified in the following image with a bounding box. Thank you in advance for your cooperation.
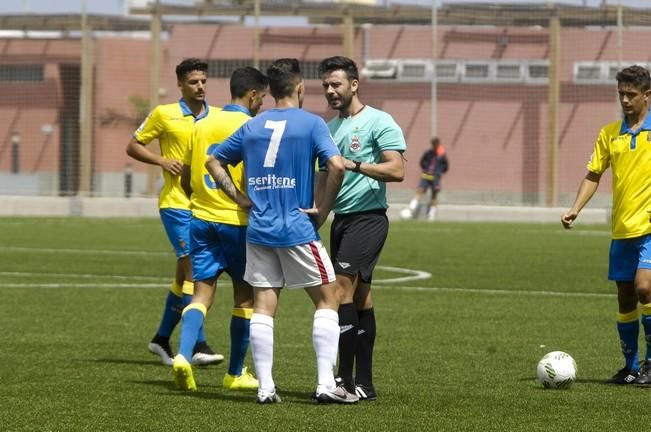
[399,208,413,220]
[536,351,577,389]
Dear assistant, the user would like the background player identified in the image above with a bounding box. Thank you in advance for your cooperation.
[172,66,268,392]
[319,55,406,401]
[561,65,651,385]
[406,136,449,221]
[205,58,358,404]
[126,58,221,366]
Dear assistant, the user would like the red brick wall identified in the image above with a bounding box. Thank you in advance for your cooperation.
[0,24,641,199]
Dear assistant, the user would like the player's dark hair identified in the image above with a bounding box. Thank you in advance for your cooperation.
[230,67,268,98]
[318,56,359,82]
[430,137,440,146]
[266,58,302,99]
[175,58,208,81]
[616,65,651,92]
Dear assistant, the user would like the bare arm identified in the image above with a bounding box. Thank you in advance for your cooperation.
[319,155,345,220]
[180,164,192,198]
[303,155,345,228]
[561,171,602,229]
[205,156,251,210]
[314,169,327,210]
[126,136,183,176]
[343,150,404,182]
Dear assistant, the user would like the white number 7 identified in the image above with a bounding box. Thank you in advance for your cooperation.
[263,120,286,168]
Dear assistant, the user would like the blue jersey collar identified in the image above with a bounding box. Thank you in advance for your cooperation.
[620,109,651,135]
[223,104,251,116]
[179,99,210,121]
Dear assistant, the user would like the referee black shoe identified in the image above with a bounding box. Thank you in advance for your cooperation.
[355,384,377,401]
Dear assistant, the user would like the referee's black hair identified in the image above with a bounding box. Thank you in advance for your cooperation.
[318,56,359,82]
[175,58,208,81]
[230,67,268,98]
[616,65,651,92]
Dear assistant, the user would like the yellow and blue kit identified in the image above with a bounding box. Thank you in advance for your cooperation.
[184,104,251,226]
[587,114,651,240]
[134,99,214,210]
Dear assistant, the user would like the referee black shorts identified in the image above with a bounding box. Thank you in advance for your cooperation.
[330,209,389,284]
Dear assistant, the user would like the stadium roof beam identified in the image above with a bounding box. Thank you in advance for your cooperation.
[0,14,157,32]
[128,2,651,27]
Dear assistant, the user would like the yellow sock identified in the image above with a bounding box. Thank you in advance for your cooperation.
[182,280,194,296]
[170,280,183,297]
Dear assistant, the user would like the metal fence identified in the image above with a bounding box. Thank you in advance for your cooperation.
[0,1,648,208]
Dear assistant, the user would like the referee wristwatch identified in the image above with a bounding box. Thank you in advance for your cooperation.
[352,160,362,173]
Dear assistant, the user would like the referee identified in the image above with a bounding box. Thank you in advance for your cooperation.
[319,56,407,401]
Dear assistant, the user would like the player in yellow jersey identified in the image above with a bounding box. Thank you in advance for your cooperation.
[126,58,222,366]
[172,67,268,392]
[562,65,651,385]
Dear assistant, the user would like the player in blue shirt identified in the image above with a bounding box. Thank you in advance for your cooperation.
[205,58,358,404]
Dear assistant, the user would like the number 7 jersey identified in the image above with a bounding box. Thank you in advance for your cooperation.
[213,107,340,247]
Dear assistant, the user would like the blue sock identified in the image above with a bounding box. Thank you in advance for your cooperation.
[617,320,639,371]
[228,308,253,376]
[156,290,183,338]
[183,294,206,344]
[179,305,206,361]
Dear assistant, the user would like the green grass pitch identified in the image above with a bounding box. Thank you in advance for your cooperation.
[1,217,648,431]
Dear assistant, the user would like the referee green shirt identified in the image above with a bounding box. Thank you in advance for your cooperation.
[327,106,406,214]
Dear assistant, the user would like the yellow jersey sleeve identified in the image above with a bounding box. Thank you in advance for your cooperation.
[134,107,164,144]
[586,124,614,175]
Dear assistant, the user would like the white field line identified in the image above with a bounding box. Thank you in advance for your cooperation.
[374,285,615,299]
[374,265,432,284]
[1,246,171,256]
[2,283,167,288]
[0,269,614,299]
[0,246,612,298]
[0,265,428,288]
[0,271,167,281]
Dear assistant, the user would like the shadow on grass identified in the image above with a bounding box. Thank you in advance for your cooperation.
[91,357,165,366]
[131,380,318,404]
[518,375,651,386]
[96,357,321,403]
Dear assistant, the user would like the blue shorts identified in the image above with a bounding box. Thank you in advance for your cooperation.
[418,178,441,193]
[160,208,192,258]
[189,217,247,282]
[608,234,651,281]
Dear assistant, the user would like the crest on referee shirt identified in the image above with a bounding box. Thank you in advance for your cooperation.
[349,135,361,153]
[647,132,651,142]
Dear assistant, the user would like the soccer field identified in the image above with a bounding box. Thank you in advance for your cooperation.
[1,217,647,431]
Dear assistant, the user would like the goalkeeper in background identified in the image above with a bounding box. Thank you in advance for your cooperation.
[406,137,449,221]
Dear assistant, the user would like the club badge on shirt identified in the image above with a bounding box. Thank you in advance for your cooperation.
[349,135,361,153]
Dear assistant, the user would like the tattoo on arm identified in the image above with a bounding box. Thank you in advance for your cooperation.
[214,167,239,201]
